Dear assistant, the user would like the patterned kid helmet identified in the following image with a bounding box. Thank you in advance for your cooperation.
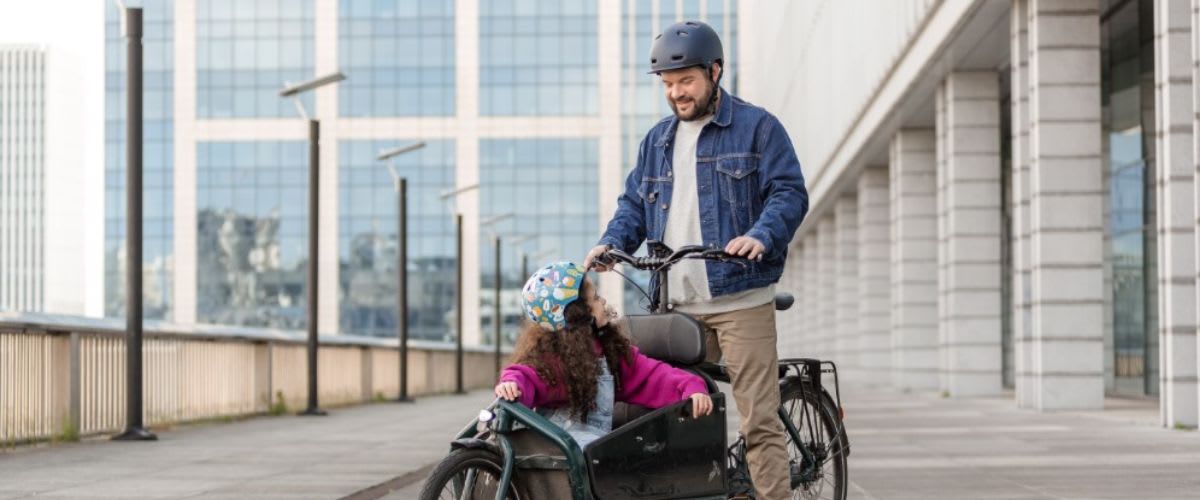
[522,261,588,332]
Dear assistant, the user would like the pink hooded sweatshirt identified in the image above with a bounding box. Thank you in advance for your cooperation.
[499,342,708,410]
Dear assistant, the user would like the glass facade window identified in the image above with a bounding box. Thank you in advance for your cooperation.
[1101,0,1158,397]
[480,0,599,116]
[196,141,309,329]
[105,1,174,320]
[337,140,456,340]
[338,0,455,117]
[196,0,314,118]
[478,139,599,340]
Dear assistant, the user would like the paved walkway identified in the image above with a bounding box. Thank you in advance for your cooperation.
[0,391,496,500]
[843,388,1200,499]
[3,384,1199,499]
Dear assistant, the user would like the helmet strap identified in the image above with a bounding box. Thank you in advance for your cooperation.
[704,62,722,111]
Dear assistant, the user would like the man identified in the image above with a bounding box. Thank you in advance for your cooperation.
[584,20,808,500]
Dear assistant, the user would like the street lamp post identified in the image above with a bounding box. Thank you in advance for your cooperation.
[496,233,534,376]
[440,184,480,394]
[113,3,154,442]
[280,71,346,416]
[479,214,516,378]
[378,142,426,403]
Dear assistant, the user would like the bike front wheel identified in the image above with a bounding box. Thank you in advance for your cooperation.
[780,378,848,500]
[419,447,526,500]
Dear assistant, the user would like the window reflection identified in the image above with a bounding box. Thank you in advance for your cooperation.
[338,140,456,340]
[196,141,309,328]
[1101,0,1157,396]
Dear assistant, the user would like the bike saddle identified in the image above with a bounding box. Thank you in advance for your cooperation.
[775,292,794,311]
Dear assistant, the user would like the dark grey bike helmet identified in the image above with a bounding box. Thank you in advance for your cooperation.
[648,20,724,75]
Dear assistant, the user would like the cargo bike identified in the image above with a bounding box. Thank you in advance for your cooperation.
[420,243,849,500]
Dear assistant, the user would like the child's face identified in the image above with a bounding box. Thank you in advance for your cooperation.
[582,277,612,328]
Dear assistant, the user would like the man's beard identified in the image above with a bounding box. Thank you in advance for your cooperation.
[669,78,717,122]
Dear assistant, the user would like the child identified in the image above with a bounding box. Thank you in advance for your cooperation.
[496,261,713,448]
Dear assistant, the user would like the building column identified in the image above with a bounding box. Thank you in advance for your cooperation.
[834,194,859,375]
[803,233,820,357]
[936,72,1004,397]
[1026,0,1105,410]
[1011,0,1036,409]
[314,0,340,335]
[172,0,197,325]
[596,0,625,311]
[1193,0,1200,430]
[890,129,939,390]
[455,0,482,346]
[1159,0,1199,428]
[777,239,804,359]
[816,216,837,360]
[858,165,891,386]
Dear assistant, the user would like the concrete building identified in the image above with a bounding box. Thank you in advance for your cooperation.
[0,1,106,317]
[742,0,1200,427]
[100,0,741,347]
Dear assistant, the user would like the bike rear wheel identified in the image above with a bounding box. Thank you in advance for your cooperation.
[780,378,848,500]
[419,448,525,500]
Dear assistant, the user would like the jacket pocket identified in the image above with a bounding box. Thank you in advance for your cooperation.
[714,156,759,206]
[714,155,759,234]
[637,178,667,232]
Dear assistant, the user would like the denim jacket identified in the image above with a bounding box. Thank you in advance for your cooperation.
[598,88,808,297]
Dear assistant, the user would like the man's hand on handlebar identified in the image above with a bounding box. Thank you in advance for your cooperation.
[584,244,614,272]
[725,236,765,261]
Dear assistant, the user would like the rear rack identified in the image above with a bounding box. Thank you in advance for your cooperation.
[778,358,843,419]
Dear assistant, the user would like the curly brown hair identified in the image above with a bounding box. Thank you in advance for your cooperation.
[508,279,633,421]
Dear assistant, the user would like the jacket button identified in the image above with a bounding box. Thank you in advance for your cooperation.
[668,171,673,177]
[662,203,669,210]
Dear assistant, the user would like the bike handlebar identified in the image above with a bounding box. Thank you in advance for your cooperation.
[595,244,749,271]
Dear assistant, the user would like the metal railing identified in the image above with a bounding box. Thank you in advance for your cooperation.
[0,312,503,445]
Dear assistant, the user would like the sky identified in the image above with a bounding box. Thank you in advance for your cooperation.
[0,0,108,316]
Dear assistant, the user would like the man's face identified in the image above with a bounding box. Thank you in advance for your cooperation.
[660,64,719,121]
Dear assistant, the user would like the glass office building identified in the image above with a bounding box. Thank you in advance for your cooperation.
[103,0,741,344]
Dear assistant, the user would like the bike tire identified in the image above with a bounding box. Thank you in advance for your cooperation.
[780,377,848,500]
[418,448,526,500]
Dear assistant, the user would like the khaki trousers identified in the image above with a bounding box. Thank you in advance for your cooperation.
[694,301,790,500]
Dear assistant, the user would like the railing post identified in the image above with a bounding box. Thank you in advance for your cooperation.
[69,332,81,438]
[361,347,373,403]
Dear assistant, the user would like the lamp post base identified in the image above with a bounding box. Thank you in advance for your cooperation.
[112,427,157,441]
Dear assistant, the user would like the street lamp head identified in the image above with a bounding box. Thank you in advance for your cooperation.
[279,72,347,98]
[480,213,516,228]
[439,184,480,200]
[377,141,427,161]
